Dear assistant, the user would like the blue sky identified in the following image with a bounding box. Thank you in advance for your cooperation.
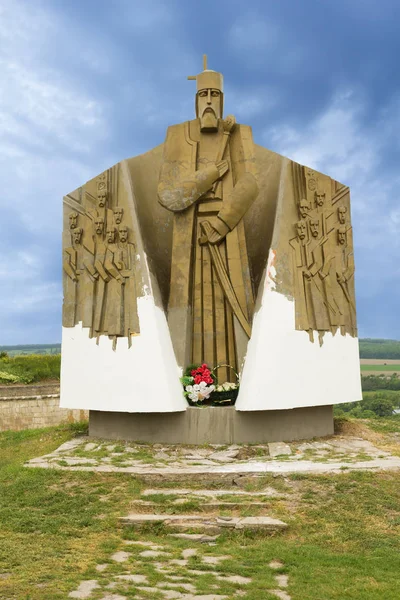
[1,0,400,344]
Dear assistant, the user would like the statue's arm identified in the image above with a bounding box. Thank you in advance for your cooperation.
[343,252,355,281]
[319,243,332,279]
[309,245,324,277]
[105,250,124,283]
[63,250,77,282]
[216,172,259,231]
[94,259,110,283]
[158,162,227,213]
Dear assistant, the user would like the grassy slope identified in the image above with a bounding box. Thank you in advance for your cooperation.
[0,421,399,599]
[0,354,60,384]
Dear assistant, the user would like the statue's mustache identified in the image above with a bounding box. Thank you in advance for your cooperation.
[202,107,216,118]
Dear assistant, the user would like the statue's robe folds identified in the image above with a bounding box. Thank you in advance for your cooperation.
[157,119,260,378]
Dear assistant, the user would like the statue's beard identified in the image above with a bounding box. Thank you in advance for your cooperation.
[200,108,218,132]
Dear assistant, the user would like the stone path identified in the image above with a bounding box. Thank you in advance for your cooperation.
[67,536,293,600]
[25,435,400,479]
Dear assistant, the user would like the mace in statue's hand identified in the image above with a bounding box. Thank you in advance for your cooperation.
[216,160,229,179]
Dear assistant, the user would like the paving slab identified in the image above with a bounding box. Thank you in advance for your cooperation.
[120,513,287,533]
[268,442,292,457]
[69,580,99,599]
[25,434,400,483]
[269,560,284,569]
[115,574,148,584]
[275,574,289,587]
[269,590,291,600]
[110,551,130,563]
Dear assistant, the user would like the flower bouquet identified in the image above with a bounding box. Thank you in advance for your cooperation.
[180,363,239,407]
[208,364,239,406]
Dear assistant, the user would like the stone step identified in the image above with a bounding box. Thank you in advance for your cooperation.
[168,533,220,543]
[141,487,281,497]
[131,499,267,510]
[120,513,288,534]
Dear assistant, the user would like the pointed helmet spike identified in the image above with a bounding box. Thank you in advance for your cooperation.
[187,55,223,93]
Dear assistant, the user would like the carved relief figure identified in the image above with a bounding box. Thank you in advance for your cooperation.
[97,174,108,207]
[63,227,97,328]
[118,225,140,339]
[291,162,356,339]
[103,227,125,343]
[319,225,356,335]
[92,216,110,335]
[113,207,124,225]
[338,205,347,224]
[298,198,311,219]
[69,212,78,230]
[157,56,258,377]
[290,217,330,341]
[314,191,325,208]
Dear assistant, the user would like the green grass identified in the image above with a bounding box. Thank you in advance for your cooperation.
[361,364,400,372]
[364,414,400,434]
[0,422,399,599]
[0,354,61,384]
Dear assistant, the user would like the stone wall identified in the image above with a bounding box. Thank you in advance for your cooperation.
[0,384,88,431]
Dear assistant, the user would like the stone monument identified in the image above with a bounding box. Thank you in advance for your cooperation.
[60,56,362,443]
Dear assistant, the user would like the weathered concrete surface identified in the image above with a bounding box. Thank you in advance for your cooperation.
[89,405,334,444]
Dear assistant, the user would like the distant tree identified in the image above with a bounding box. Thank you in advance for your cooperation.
[362,395,396,417]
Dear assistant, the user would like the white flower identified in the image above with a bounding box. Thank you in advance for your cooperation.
[185,382,214,402]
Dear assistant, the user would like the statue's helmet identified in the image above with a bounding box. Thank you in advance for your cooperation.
[188,55,224,118]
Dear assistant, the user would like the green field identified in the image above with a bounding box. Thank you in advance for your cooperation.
[0,354,61,384]
[361,364,400,372]
[0,344,61,357]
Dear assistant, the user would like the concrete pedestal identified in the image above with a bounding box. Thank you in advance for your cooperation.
[89,405,334,444]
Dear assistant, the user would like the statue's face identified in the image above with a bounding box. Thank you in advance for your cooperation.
[310,219,319,238]
[114,208,123,224]
[197,88,221,132]
[119,226,128,243]
[73,228,82,244]
[69,212,78,229]
[296,220,307,240]
[97,181,107,207]
[299,199,310,219]
[106,229,115,243]
[338,206,347,224]
[315,192,325,207]
[338,227,346,245]
[95,217,104,235]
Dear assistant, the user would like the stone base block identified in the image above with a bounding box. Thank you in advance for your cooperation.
[89,405,333,444]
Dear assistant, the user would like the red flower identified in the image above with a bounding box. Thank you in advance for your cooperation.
[190,364,214,385]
